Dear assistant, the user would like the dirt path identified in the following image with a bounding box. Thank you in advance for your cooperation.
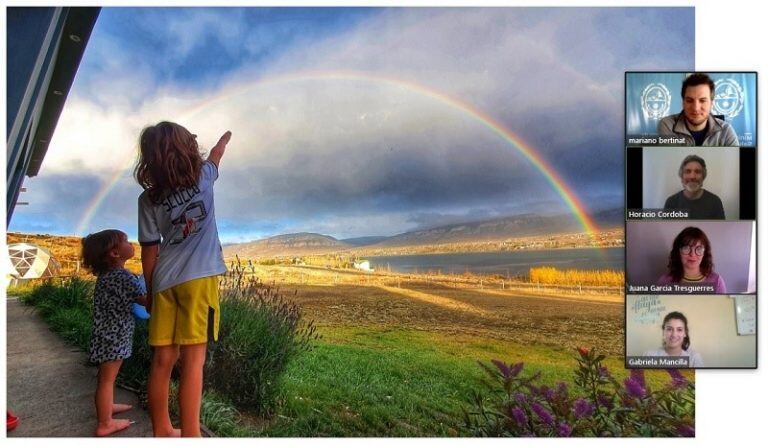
[6,298,154,437]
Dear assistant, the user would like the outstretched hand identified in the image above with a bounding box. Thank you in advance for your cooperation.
[216,131,232,148]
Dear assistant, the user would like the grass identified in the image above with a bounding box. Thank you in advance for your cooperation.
[243,325,680,436]
[14,275,312,437]
[11,259,692,438]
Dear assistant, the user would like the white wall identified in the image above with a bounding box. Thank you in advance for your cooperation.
[642,146,741,219]
[626,294,756,368]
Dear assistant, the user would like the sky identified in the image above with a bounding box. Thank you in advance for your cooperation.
[9,7,695,243]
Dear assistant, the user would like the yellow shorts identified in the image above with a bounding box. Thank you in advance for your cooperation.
[148,276,220,346]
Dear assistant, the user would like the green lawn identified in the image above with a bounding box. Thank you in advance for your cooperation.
[16,280,691,437]
[250,325,676,436]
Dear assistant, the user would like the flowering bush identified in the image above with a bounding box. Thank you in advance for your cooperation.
[206,259,320,416]
[464,347,695,437]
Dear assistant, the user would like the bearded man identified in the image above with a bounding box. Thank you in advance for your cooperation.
[663,155,725,219]
[657,73,739,147]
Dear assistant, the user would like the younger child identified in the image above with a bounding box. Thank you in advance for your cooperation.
[82,229,146,437]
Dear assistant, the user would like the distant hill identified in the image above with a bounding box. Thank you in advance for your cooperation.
[223,208,623,257]
[371,208,623,248]
[341,236,389,246]
[222,232,352,258]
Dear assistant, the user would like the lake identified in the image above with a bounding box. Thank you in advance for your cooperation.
[367,247,624,277]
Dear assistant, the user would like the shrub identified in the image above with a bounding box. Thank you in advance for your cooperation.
[21,265,319,426]
[529,267,624,287]
[120,319,153,392]
[22,277,93,321]
[206,259,320,416]
[464,347,694,437]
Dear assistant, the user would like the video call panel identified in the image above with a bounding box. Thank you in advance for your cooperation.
[624,71,757,370]
[626,295,756,369]
[626,72,757,146]
[626,221,756,295]
[626,146,756,220]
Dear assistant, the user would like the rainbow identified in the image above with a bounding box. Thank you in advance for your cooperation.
[76,70,600,239]
[76,166,134,236]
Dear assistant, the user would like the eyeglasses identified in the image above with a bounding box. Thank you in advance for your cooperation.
[680,245,705,256]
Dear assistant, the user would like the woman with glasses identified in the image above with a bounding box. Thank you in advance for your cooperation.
[657,226,726,293]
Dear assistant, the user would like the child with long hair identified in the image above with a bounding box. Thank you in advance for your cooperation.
[82,229,146,436]
[135,121,231,437]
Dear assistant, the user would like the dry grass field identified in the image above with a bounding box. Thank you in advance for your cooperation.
[10,233,691,437]
[6,232,622,355]
[241,263,624,356]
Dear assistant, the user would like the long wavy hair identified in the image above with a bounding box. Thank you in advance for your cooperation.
[667,226,713,282]
[134,121,203,203]
[662,311,690,351]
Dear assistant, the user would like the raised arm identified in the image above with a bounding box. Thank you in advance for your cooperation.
[207,130,232,168]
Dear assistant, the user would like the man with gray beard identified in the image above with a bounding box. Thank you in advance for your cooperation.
[663,155,725,219]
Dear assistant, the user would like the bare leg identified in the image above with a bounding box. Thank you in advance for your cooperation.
[178,343,207,437]
[95,360,132,436]
[112,403,133,414]
[148,345,181,437]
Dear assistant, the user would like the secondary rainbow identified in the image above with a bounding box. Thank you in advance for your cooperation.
[77,70,600,239]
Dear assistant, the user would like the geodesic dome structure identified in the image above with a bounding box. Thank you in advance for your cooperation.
[7,243,61,280]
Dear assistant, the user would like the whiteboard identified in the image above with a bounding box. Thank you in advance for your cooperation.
[732,295,756,335]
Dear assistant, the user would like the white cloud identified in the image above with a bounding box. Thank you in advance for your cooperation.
[25,7,691,239]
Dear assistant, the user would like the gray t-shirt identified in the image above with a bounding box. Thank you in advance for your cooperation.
[138,160,227,293]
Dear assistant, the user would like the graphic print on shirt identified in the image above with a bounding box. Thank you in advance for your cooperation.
[169,200,208,245]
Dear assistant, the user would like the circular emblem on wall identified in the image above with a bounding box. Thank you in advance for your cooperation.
[713,78,744,120]
[641,83,671,120]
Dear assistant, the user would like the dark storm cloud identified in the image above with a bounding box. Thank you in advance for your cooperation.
[14,7,693,239]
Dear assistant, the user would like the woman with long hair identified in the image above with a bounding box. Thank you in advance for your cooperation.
[657,226,726,293]
[644,311,704,367]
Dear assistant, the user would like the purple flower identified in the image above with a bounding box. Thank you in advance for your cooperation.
[630,369,647,389]
[538,386,555,402]
[677,425,695,437]
[515,393,528,405]
[509,407,528,426]
[491,359,511,378]
[556,382,569,397]
[531,403,554,426]
[597,392,614,410]
[557,422,573,437]
[598,366,611,379]
[624,377,646,398]
[509,362,524,378]
[572,398,595,419]
[666,369,688,389]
